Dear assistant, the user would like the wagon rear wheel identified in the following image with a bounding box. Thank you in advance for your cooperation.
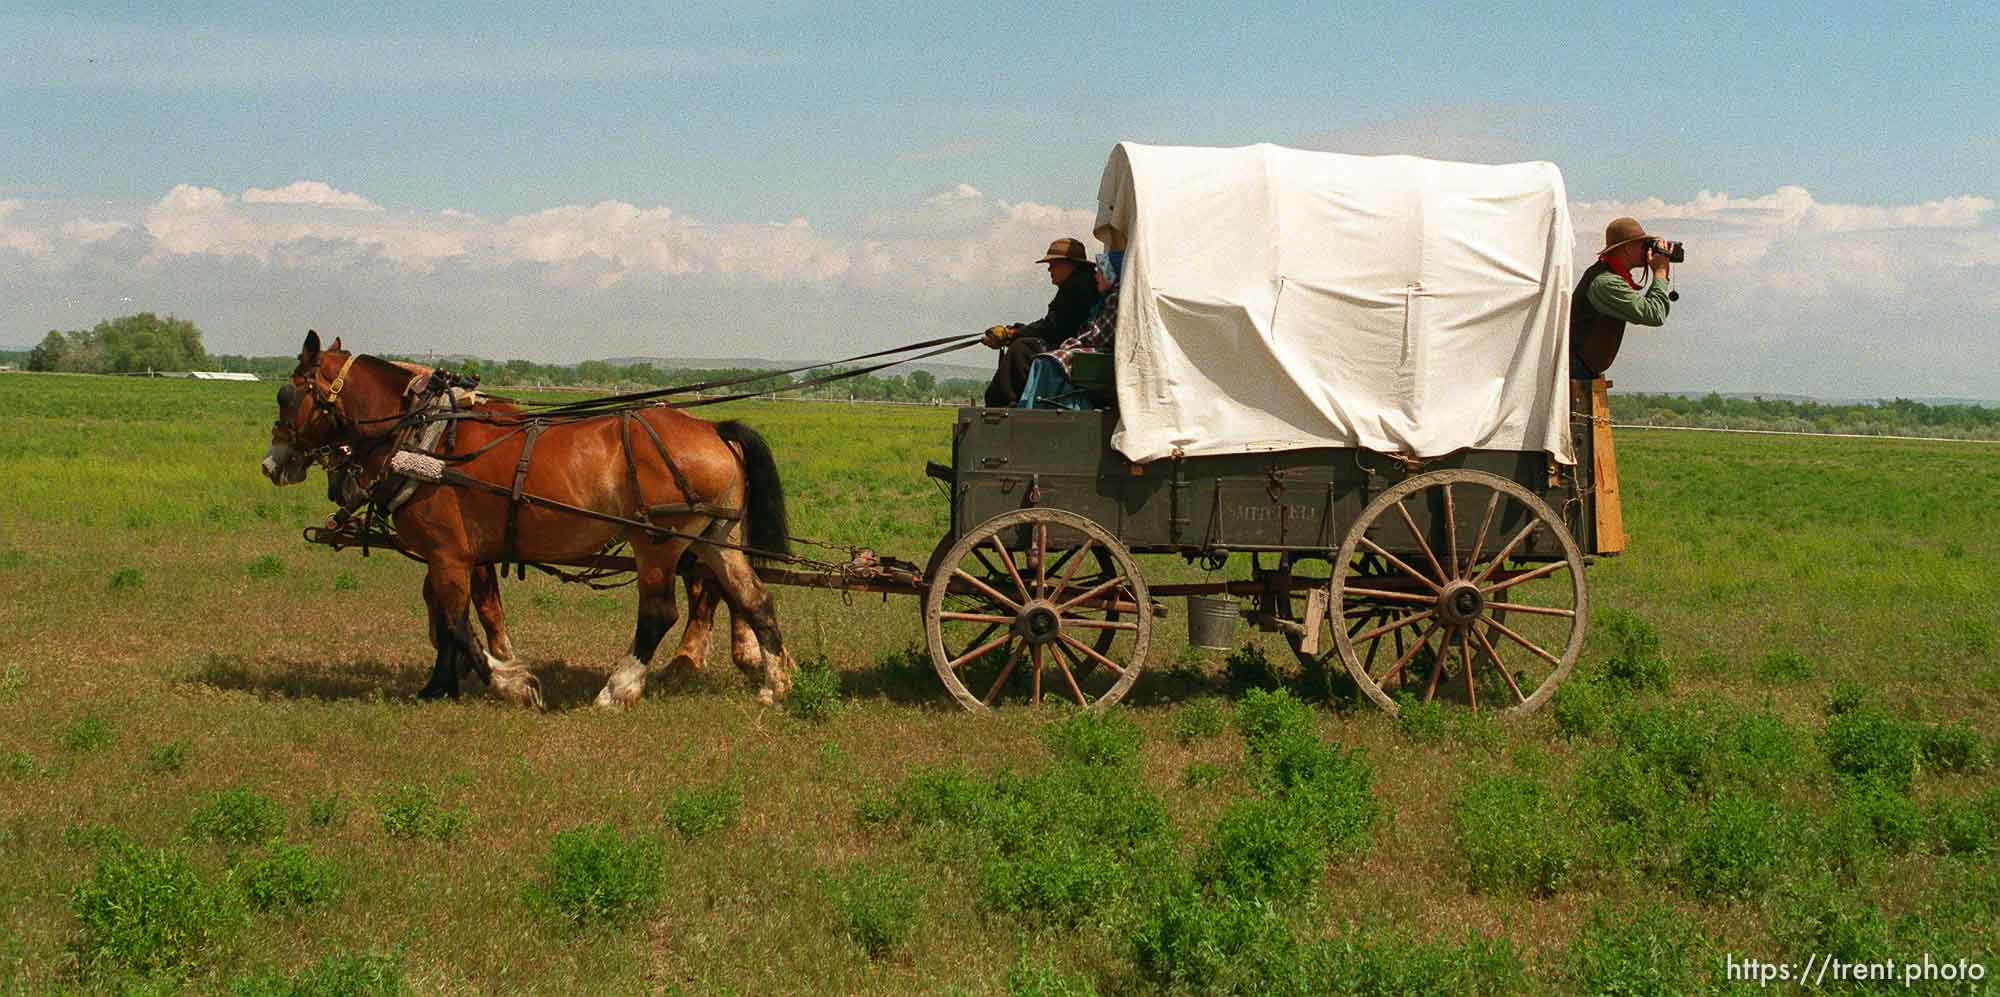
[1326,469,1587,716]
[924,509,1151,712]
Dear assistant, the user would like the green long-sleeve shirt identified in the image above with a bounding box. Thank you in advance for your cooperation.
[1584,269,1672,326]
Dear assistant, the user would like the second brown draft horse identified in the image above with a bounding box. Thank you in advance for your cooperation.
[261,331,795,707]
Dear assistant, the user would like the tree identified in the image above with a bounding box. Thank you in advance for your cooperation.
[908,369,936,397]
[92,312,209,373]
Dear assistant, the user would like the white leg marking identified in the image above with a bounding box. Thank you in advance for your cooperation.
[487,653,544,710]
[594,654,648,709]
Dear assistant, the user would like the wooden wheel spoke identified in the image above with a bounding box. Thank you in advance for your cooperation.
[1032,524,1048,598]
[1356,537,1445,594]
[1057,633,1127,677]
[1483,600,1575,618]
[953,568,1023,613]
[1061,617,1139,632]
[1052,642,1091,706]
[981,641,1026,706]
[1375,619,1443,686]
[1464,491,1500,574]
[1460,629,1477,712]
[939,611,1016,625]
[971,546,1004,581]
[1443,483,1459,578]
[991,536,1030,604]
[1423,626,1450,704]
[1392,499,1448,585]
[1350,607,1436,645]
[1342,586,1437,605]
[949,631,1015,671]
[1486,615,1562,667]
[1030,644,1043,705]
[1045,540,1095,605]
[1471,626,1528,704]
[1471,521,1538,586]
[1482,559,1569,595]
[1056,575,1127,614]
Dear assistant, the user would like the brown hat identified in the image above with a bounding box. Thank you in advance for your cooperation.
[1036,237,1091,266]
[1602,217,1651,253]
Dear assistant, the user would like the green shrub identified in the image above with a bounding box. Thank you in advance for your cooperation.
[188,786,284,844]
[1043,709,1142,768]
[1823,707,1920,790]
[60,714,116,753]
[894,766,990,826]
[873,643,931,683]
[1825,679,1871,716]
[1005,951,1097,996]
[237,842,339,911]
[1128,881,1297,993]
[974,765,1171,921]
[1452,772,1576,896]
[144,737,190,774]
[1171,700,1228,744]
[1393,695,1450,743]
[0,662,23,701]
[1681,791,1787,902]
[1254,732,1377,853]
[1918,721,1987,774]
[1562,902,1704,996]
[826,866,919,957]
[663,782,741,839]
[1836,778,1924,854]
[247,555,286,578]
[377,784,466,841]
[1181,761,1225,788]
[2,749,41,778]
[1551,676,1617,740]
[1930,789,1999,856]
[1224,643,1283,692]
[109,566,144,591]
[854,788,897,826]
[979,831,1135,920]
[1599,609,1671,692]
[306,794,345,829]
[71,843,245,973]
[1233,686,1315,760]
[786,659,841,721]
[1610,701,1719,795]
[1774,875,1894,967]
[1198,795,1322,904]
[229,948,403,996]
[524,823,665,926]
[1719,710,1805,785]
[1318,929,1528,996]
[1755,647,1815,682]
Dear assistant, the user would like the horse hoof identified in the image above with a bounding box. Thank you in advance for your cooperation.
[417,684,451,701]
[757,688,776,707]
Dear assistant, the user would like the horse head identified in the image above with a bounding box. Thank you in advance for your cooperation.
[261,329,361,486]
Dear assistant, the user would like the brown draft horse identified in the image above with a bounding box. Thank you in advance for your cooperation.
[260,331,795,707]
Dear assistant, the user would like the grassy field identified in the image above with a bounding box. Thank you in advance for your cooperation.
[1,372,1996,994]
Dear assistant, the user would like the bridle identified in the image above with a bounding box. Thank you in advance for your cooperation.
[271,352,363,470]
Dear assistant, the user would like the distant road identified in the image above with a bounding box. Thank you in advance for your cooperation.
[1613,423,2000,444]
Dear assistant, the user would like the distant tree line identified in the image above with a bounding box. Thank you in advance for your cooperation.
[1609,392,2000,439]
[26,313,210,374]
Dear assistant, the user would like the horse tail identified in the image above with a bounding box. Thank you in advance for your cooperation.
[715,420,790,561]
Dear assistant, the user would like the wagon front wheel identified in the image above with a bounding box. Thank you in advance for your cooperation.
[1331,469,1588,716]
[924,509,1151,712]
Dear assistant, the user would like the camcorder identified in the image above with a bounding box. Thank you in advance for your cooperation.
[1650,239,1687,263]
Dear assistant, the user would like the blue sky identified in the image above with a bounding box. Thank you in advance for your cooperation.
[3,2,1997,397]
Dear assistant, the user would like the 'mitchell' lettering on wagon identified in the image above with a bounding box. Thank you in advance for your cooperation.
[1233,503,1323,523]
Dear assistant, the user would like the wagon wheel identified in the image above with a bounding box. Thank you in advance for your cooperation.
[923,529,1123,676]
[1328,469,1587,716]
[924,509,1151,712]
[1280,551,1508,690]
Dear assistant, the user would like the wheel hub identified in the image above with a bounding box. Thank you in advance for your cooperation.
[1014,601,1063,645]
[1436,580,1486,626]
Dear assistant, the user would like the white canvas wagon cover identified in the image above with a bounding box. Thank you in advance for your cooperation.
[1094,142,1576,464]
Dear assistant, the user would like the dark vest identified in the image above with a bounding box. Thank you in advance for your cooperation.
[1569,260,1625,380]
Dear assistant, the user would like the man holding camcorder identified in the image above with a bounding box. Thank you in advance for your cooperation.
[1570,216,1683,380]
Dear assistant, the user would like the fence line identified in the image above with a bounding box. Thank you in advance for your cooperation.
[1611,423,2000,444]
